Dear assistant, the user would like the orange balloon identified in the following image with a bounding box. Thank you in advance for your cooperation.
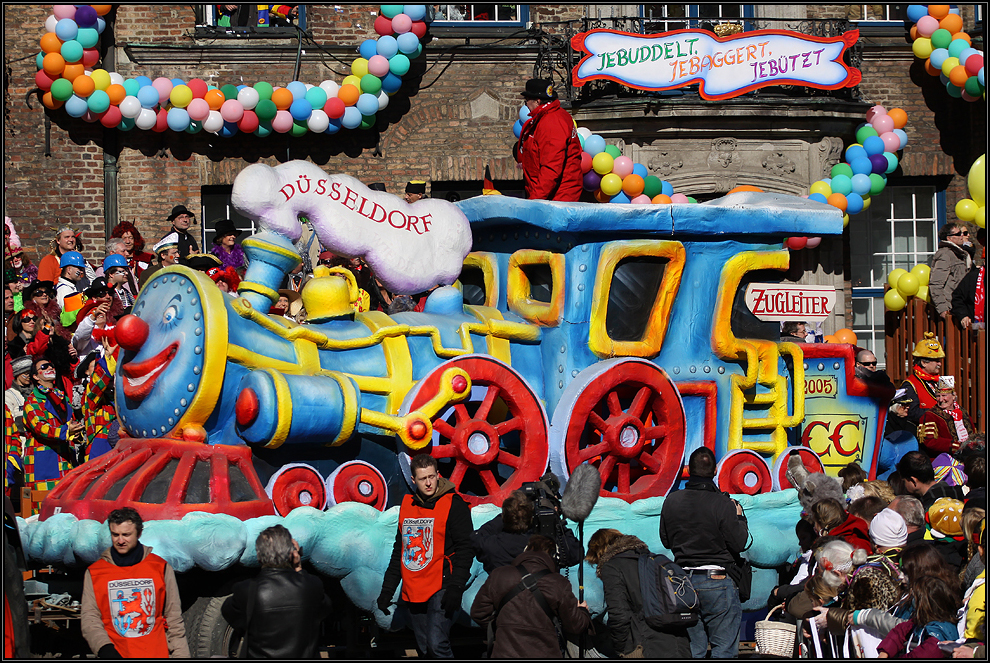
[40,32,63,54]
[928,5,950,19]
[652,194,672,205]
[939,13,962,34]
[728,184,763,193]
[823,334,837,343]
[949,65,969,87]
[622,174,645,197]
[62,63,85,81]
[593,189,611,203]
[337,84,360,106]
[924,59,941,77]
[42,91,63,110]
[887,107,908,129]
[827,193,848,211]
[205,88,226,111]
[909,25,919,41]
[92,5,112,15]
[951,32,971,45]
[72,74,95,97]
[834,328,858,345]
[42,52,65,76]
[270,87,293,110]
[106,83,126,105]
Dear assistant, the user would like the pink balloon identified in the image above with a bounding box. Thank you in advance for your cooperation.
[872,114,894,134]
[186,98,210,121]
[612,156,633,178]
[916,15,938,37]
[961,91,979,102]
[272,109,293,133]
[880,131,901,153]
[220,98,244,123]
[368,55,390,77]
[865,105,887,123]
[391,13,413,33]
[801,194,810,198]
[53,5,76,20]
[670,193,689,203]
[805,237,822,249]
[152,77,173,105]
[631,194,652,204]
[82,110,99,123]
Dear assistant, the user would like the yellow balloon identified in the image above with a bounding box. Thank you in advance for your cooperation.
[351,57,369,78]
[912,37,933,59]
[897,272,920,297]
[941,56,960,77]
[974,205,985,228]
[916,285,930,302]
[342,75,362,89]
[600,173,623,196]
[592,152,615,176]
[910,263,931,286]
[90,68,111,91]
[884,289,907,311]
[968,154,985,207]
[169,84,192,109]
[955,198,978,222]
[809,181,832,196]
[842,213,850,227]
[888,268,908,289]
[861,194,871,211]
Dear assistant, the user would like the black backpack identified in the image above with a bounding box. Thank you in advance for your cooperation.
[637,552,699,629]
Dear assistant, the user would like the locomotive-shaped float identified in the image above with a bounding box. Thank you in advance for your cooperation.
[41,167,893,524]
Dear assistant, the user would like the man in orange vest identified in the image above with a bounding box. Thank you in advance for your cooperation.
[80,507,190,658]
[377,454,474,658]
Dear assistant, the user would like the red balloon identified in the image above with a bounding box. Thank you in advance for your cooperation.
[374,15,393,36]
[35,69,57,91]
[81,47,100,67]
[965,53,983,76]
[323,97,345,119]
[410,21,427,39]
[99,104,122,128]
[786,237,808,250]
[238,109,259,133]
[187,78,208,99]
[153,108,168,132]
[580,152,593,173]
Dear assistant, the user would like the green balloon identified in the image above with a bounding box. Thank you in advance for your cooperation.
[948,39,969,58]
[254,81,273,101]
[964,76,983,97]
[605,145,622,159]
[869,173,887,195]
[60,40,83,63]
[119,116,136,131]
[185,120,203,134]
[254,99,277,121]
[360,74,382,95]
[87,89,110,113]
[360,115,375,130]
[686,196,698,204]
[930,29,952,50]
[51,78,74,102]
[855,125,879,144]
[221,84,239,101]
[123,79,140,96]
[643,175,663,198]
[389,53,410,76]
[304,86,327,110]
[254,121,272,137]
[290,120,308,137]
[36,52,45,69]
[831,163,854,179]
[76,27,99,49]
[381,5,404,18]
[945,82,963,98]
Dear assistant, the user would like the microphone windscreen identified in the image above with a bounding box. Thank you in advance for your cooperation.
[561,463,601,523]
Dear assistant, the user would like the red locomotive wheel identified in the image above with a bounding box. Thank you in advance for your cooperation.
[716,449,773,496]
[773,447,826,491]
[399,355,549,507]
[326,461,388,511]
[265,464,327,517]
[551,359,686,502]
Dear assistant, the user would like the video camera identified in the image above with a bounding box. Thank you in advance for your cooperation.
[520,472,567,554]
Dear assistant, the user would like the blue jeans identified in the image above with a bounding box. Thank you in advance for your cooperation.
[686,573,742,659]
[403,589,455,658]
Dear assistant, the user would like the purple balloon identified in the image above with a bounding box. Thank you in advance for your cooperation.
[583,171,602,191]
[869,154,888,174]
[74,5,98,28]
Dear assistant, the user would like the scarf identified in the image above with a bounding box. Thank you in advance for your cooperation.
[211,244,246,270]
[975,265,984,325]
[947,403,968,443]
[110,543,145,567]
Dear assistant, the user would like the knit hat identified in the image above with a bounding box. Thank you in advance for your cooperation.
[11,355,33,378]
[869,508,908,548]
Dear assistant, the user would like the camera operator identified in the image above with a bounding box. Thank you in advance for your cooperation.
[471,487,584,574]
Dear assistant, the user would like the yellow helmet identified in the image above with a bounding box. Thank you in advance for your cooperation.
[912,331,944,358]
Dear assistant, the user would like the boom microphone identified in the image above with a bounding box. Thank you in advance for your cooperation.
[561,463,602,524]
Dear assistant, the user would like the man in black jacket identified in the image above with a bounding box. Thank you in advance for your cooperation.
[659,448,749,658]
[222,525,331,658]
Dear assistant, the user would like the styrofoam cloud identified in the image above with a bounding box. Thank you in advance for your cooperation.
[231,161,473,294]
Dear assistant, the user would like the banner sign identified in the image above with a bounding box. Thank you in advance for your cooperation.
[571,28,861,100]
[745,283,836,322]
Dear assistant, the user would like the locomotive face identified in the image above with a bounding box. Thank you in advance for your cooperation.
[115,268,228,439]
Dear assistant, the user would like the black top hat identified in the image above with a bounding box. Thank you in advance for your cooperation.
[24,280,55,300]
[368,183,387,192]
[168,204,195,221]
[212,218,244,243]
[84,277,109,299]
[405,181,427,195]
[521,78,556,102]
[181,253,223,272]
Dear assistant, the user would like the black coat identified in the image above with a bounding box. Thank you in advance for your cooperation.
[659,478,749,570]
[471,514,584,574]
[951,265,984,323]
[221,567,331,659]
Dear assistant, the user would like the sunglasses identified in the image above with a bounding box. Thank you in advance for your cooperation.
[36,363,53,371]
[20,314,36,322]
[858,361,877,367]
[948,231,969,237]
[32,290,51,298]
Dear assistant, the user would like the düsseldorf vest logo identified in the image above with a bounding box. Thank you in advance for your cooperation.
[108,578,157,637]
[402,518,434,571]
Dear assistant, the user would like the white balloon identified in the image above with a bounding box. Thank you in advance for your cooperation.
[45,15,58,33]
[135,107,158,130]
[203,110,224,133]
[304,83,314,91]
[306,109,329,133]
[319,80,340,97]
[237,86,260,110]
[377,91,389,110]
[109,72,125,86]
[119,96,142,119]
[577,127,592,139]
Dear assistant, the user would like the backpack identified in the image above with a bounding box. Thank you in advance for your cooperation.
[637,552,699,629]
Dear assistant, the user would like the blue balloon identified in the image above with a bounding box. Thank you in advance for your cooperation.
[118,116,136,131]
[906,5,928,23]
[808,192,828,204]
[254,121,272,137]
[286,81,307,101]
[341,106,362,129]
[220,121,239,137]
[611,191,631,204]
[660,180,674,197]
[167,108,190,131]
[171,78,185,88]
[36,52,45,69]
[396,32,419,55]
[55,18,79,41]
[360,39,379,60]
[884,152,899,174]
[404,5,426,21]
[381,72,403,94]
[356,93,379,115]
[893,129,909,150]
[519,105,530,122]
[583,134,606,156]
[822,178,831,186]
[324,118,342,134]
[959,48,981,66]
[65,94,89,118]
[863,135,885,156]
[850,173,872,196]
[845,144,868,163]
[96,17,106,34]
[137,85,160,108]
[979,68,984,87]
[377,35,399,58]
[512,119,523,138]
[850,156,873,176]
[930,48,949,69]
[134,75,153,88]
[632,163,648,178]
[845,192,865,215]
[939,72,949,86]
[289,98,312,120]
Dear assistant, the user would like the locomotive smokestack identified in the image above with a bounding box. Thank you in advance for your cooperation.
[237,231,302,312]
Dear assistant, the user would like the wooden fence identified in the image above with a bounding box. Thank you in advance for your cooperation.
[885,298,986,433]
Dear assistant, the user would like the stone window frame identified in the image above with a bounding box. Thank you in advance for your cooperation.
[192,4,307,39]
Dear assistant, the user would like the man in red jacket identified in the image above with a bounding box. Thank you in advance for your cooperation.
[515,79,583,202]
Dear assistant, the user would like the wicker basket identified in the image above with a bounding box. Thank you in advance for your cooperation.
[755,604,797,658]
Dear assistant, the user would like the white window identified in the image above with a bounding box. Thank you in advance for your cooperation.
[641,4,751,32]
[847,4,909,23]
[433,4,525,24]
